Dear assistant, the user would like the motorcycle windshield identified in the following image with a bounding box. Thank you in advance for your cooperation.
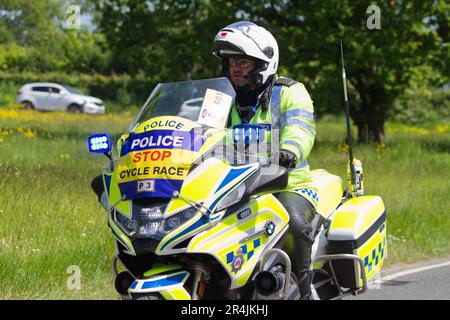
[117,78,236,200]
[129,77,236,132]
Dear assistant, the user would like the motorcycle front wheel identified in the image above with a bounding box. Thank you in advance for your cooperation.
[131,293,164,300]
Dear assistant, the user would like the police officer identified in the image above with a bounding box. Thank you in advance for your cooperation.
[213,21,317,300]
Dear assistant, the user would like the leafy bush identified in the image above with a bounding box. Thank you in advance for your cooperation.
[0,44,28,71]
[389,86,450,125]
[0,82,19,107]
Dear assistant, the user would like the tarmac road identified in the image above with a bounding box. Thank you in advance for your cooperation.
[346,256,450,300]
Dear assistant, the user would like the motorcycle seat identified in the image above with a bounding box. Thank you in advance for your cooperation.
[244,165,289,197]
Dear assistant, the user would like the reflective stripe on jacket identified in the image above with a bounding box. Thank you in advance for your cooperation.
[229,77,318,208]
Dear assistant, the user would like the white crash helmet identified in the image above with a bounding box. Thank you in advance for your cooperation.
[212,21,279,87]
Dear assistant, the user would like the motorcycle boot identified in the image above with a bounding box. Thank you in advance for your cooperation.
[297,270,313,300]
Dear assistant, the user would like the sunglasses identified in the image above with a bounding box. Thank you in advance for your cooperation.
[229,58,255,68]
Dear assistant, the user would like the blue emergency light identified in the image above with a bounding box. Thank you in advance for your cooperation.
[233,124,271,144]
[88,133,112,153]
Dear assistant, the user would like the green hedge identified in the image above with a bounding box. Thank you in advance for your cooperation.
[389,86,450,125]
[3,71,449,122]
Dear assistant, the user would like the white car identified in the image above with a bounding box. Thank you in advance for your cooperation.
[178,97,204,120]
[16,82,105,114]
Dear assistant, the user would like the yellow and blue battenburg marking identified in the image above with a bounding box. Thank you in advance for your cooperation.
[298,188,319,203]
[226,238,262,273]
[116,129,204,200]
[363,238,386,274]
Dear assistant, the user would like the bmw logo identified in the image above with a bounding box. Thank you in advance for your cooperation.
[265,221,275,236]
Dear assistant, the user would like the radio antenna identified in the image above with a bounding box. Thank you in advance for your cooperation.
[340,40,356,196]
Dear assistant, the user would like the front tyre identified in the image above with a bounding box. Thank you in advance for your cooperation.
[131,293,164,300]
[67,103,82,113]
[20,101,35,110]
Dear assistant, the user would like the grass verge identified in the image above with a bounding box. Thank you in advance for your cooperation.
[0,110,448,299]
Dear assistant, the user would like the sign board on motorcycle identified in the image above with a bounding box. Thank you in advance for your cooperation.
[197,89,232,129]
[116,129,204,199]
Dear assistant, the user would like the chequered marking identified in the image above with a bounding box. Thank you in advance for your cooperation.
[363,238,386,274]
[298,188,319,202]
[225,238,262,272]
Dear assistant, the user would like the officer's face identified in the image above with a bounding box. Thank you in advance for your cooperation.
[228,58,256,88]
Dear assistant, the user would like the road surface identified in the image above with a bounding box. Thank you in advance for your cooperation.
[346,256,450,300]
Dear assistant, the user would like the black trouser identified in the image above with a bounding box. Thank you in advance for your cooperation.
[275,192,315,297]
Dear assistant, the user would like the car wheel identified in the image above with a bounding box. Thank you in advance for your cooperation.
[68,104,81,113]
[21,101,35,110]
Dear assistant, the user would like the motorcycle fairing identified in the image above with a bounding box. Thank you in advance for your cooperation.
[103,171,133,218]
[108,213,136,255]
[156,160,259,253]
[128,270,191,299]
[187,194,290,289]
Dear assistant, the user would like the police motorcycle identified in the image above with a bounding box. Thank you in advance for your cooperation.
[88,77,387,300]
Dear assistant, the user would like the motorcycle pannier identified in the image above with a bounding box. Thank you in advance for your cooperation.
[326,196,387,289]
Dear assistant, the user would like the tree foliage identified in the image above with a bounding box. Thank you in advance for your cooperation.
[1,1,448,142]
[93,0,241,80]
[93,0,448,142]
[0,0,111,72]
[237,0,449,143]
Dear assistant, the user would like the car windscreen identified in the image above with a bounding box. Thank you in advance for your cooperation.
[63,85,82,94]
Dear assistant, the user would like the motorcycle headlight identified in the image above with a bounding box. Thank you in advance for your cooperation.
[115,211,138,235]
[114,204,198,238]
[159,206,198,234]
[136,204,167,237]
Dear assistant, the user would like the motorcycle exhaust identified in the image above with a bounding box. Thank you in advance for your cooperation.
[115,271,135,295]
[254,270,284,296]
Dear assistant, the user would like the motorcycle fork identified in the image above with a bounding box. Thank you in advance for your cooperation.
[191,262,209,300]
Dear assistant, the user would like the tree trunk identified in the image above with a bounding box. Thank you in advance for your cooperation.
[368,118,385,144]
[350,75,388,145]
[354,100,386,144]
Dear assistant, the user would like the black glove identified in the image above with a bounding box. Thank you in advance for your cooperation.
[279,149,297,169]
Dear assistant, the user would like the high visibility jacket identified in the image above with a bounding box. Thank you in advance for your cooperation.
[229,76,318,208]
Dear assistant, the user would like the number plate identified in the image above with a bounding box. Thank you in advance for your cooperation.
[137,179,155,193]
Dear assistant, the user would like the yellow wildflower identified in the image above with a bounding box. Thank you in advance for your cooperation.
[338,143,349,153]
[435,124,449,134]
[376,142,385,160]
[23,129,35,138]
[16,127,35,138]
[401,126,430,135]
